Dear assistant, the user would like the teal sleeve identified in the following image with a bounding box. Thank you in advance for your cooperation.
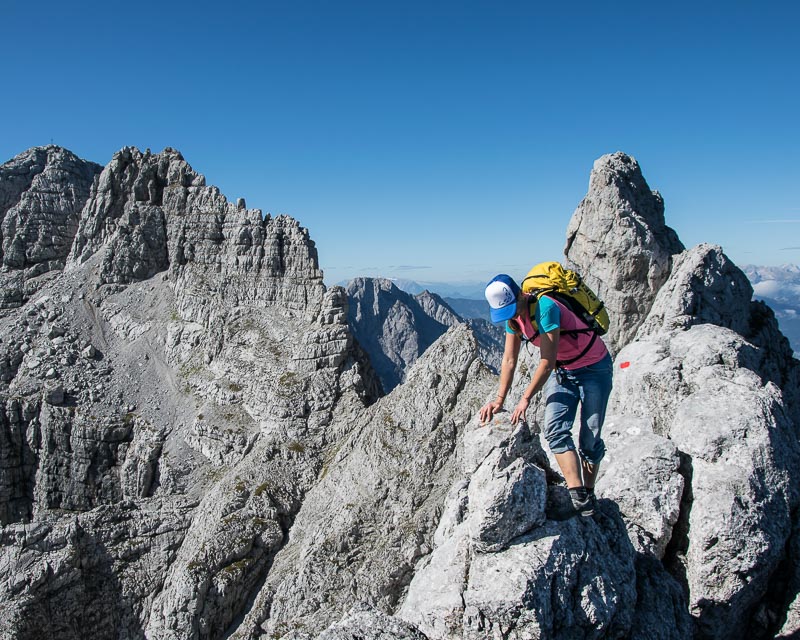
[536,296,561,332]
[505,320,515,334]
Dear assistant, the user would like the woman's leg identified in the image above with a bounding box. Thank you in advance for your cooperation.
[575,354,613,487]
[543,371,582,488]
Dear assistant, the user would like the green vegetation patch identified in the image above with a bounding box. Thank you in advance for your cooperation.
[286,441,306,454]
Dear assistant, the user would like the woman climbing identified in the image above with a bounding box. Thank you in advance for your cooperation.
[478,273,613,517]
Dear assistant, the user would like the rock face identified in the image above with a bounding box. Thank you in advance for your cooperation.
[416,290,505,374]
[1,145,798,640]
[605,243,800,640]
[565,152,685,354]
[0,146,380,639]
[227,325,492,637]
[399,417,645,639]
[0,145,103,310]
[346,277,451,392]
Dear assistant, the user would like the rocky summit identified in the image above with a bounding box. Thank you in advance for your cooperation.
[0,146,798,640]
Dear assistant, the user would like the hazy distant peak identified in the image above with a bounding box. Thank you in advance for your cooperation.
[742,264,800,285]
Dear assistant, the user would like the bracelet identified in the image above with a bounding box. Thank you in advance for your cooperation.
[496,393,506,401]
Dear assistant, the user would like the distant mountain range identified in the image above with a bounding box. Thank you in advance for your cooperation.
[743,264,800,357]
[344,277,503,392]
[336,277,493,322]
[337,278,487,301]
[352,268,800,358]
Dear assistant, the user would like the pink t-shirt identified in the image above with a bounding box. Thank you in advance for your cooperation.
[515,296,608,370]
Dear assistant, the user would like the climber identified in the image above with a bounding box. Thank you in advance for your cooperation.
[478,274,613,517]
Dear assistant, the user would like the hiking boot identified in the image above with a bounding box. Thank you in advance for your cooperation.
[569,487,595,517]
[547,487,595,520]
[585,488,599,514]
[573,494,595,517]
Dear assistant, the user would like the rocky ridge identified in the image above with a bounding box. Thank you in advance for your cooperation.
[0,146,798,640]
[0,145,380,639]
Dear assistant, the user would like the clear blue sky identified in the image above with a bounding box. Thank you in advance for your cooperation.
[2,1,798,286]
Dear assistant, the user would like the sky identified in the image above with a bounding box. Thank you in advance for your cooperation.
[1,0,798,289]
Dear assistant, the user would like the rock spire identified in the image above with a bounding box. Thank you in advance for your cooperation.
[565,152,684,354]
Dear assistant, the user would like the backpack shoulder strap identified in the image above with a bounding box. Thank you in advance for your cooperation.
[556,331,598,368]
[544,291,596,336]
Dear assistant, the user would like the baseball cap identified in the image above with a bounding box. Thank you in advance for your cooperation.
[485,274,520,323]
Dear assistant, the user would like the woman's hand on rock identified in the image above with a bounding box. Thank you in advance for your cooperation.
[479,399,504,425]
[511,397,529,425]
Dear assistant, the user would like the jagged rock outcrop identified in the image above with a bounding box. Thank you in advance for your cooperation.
[0,498,195,638]
[565,152,685,354]
[399,416,647,639]
[416,290,504,374]
[605,243,800,639]
[67,147,324,327]
[345,278,452,392]
[397,189,800,639]
[227,325,493,637]
[316,603,429,639]
[0,146,380,640]
[0,145,102,310]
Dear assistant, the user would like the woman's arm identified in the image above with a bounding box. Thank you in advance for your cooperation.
[479,331,521,424]
[510,328,559,424]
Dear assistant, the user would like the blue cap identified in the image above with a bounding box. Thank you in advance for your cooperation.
[485,274,521,323]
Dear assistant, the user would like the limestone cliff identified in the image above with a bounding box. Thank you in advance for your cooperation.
[0,145,103,310]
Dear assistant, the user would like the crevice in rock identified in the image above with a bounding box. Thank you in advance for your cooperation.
[0,400,37,526]
[220,511,295,640]
[752,509,800,639]
[662,449,693,601]
[443,352,478,413]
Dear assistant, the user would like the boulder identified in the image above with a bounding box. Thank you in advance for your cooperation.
[607,244,800,639]
[400,414,642,640]
[317,603,428,639]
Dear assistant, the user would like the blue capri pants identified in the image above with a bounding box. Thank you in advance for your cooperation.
[542,353,613,464]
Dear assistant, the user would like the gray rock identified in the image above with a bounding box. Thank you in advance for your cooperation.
[636,243,753,339]
[345,277,451,392]
[599,419,684,558]
[1,145,798,640]
[400,414,639,640]
[565,152,684,354]
[415,289,504,374]
[317,603,428,639]
[44,384,64,405]
[346,278,504,393]
[467,448,547,553]
[630,554,693,639]
[230,326,492,637]
[607,243,800,640]
[460,513,635,640]
[0,146,102,310]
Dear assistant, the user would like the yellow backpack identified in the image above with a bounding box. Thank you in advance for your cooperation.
[521,262,609,336]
